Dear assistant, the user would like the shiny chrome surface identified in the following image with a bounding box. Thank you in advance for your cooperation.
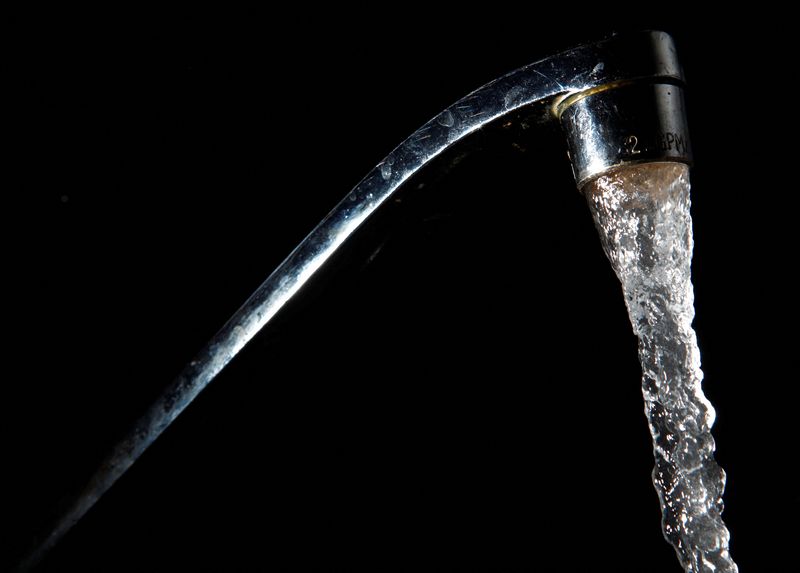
[560,82,692,188]
[19,30,689,571]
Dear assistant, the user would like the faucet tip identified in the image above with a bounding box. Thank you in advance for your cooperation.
[559,80,692,190]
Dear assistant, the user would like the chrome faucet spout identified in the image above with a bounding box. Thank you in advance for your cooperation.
[18,30,692,572]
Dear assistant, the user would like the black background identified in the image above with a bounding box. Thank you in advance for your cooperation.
[6,9,798,572]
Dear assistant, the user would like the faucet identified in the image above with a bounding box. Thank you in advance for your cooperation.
[19,30,692,571]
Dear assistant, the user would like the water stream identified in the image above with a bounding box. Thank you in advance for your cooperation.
[584,162,737,572]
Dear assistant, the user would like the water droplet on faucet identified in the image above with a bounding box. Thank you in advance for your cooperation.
[436,109,454,127]
[380,161,393,180]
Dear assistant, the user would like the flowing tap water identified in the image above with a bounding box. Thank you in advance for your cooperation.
[584,163,737,572]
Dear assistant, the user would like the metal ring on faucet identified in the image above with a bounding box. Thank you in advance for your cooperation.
[558,80,692,189]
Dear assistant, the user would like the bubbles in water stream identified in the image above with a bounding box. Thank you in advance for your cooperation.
[584,163,737,573]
